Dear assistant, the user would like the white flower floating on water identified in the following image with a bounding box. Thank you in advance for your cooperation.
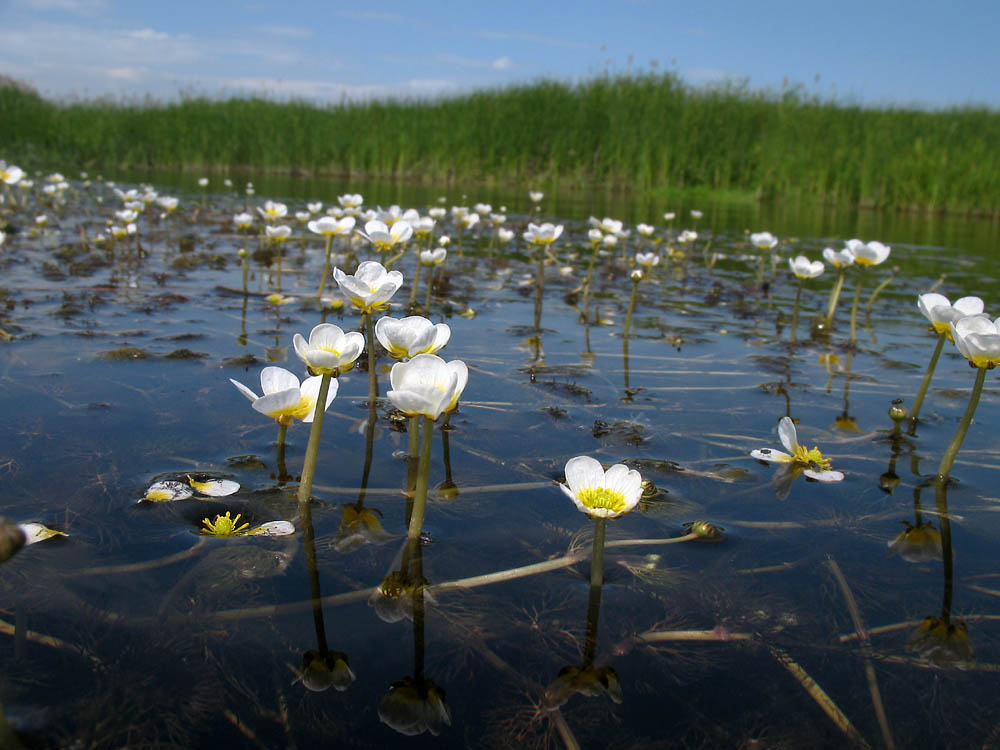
[19,522,68,545]
[230,366,339,425]
[560,455,642,519]
[750,417,845,491]
[141,476,240,503]
[200,512,295,538]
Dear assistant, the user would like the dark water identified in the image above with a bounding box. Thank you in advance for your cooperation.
[2,173,1000,748]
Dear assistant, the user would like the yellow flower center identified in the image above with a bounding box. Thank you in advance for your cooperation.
[576,487,627,514]
[792,445,832,470]
[202,511,249,537]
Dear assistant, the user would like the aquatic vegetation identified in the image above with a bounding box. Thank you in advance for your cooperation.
[375,315,451,360]
[201,511,250,537]
[750,417,844,497]
[387,354,468,421]
[333,260,403,313]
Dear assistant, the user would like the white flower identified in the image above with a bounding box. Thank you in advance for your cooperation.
[750,232,778,250]
[677,229,698,244]
[293,323,365,375]
[636,223,655,237]
[156,196,178,212]
[376,204,404,225]
[198,177,209,187]
[376,316,450,360]
[601,233,618,247]
[663,212,676,221]
[0,164,24,185]
[266,225,292,242]
[523,223,563,245]
[338,193,363,209]
[822,247,855,269]
[459,213,480,229]
[750,417,844,483]
[690,209,703,219]
[635,252,660,270]
[307,201,323,213]
[333,261,404,313]
[233,212,254,229]
[589,216,624,235]
[308,216,355,237]
[230,366,338,424]
[789,255,824,279]
[950,315,1000,369]
[295,211,311,223]
[559,456,642,519]
[497,228,514,243]
[528,190,544,203]
[428,207,446,220]
[474,202,492,214]
[387,354,468,420]
[420,247,447,266]
[411,216,435,235]
[917,294,984,338]
[257,200,288,222]
[359,220,413,250]
[848,239,890,266]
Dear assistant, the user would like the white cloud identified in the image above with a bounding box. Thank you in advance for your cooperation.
[470,30,590,50]
[106,66,150,81]
[492,56,513,71]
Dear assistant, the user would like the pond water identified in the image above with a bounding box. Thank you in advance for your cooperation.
[2,172,1000,748]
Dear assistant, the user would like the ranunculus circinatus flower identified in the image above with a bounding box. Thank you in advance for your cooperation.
[375,316,451,360]
[293,323,364,375]
[332,260,404,313]
[917,293,984,338]
[789,255,824,279]
[950,314,1000,369]
[560,455,642,519]
[230,366,338,425]
[750,417,844,483]
[386,354,468,420]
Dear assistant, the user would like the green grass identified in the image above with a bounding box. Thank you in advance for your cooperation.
[4,73,1000,214]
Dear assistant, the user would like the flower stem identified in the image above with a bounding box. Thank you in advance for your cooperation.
[623,277,639,340]
[580,243,600,323]
[407,415,435,542]
[935,366,987,484]
[406,415,420,498]
[316,234,334,301]
[276,422,287,446]
[365,312,379,402]
[296,373,332,506]
[408,262,422,309]
[424,267,434,311]
[848,269,864,348]
[908,332,946,432]
[824,269,846,329]
[865,268,895,315]
[790,281,803,344]
[240,253,249,296]
[583,516,607,667]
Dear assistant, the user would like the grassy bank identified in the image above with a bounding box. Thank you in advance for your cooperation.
[4,73,1000,214]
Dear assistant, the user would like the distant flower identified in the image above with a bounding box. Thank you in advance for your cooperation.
[822,247,855,268]
[677,229,697,244]
[690,209,703,219]
[438,235,451,247]
[473,202,491,214]
[230,366,339,425]
[307,201,323,213]
[375,316,451,360]
[338,193,363,210]
[750,416,844,483]
[387,354,468,420]
[589,216,624,235]
[358,220,413,251]
[258,200,288,222]
[523,222,564,245]
[917,294,984,339]
[307,215,355,237]
[528,190,544,203]
[266,225,292,242]
[420,247,447,266]
[559,455,642,519]
[497,228,514,243]
[789,255,824,279]
[293,323,365,375]
[635,252,660,270]
[601,233,618,247]
[636,223,655,237]
[848,239,890,266]
[295,210,311,223]
[333,260,404,313]
[458,213,479,230]
[750,232,778,250]
[950,315,1000,369]
[0,164,24,185]
[428,207,446,220]
[411,216,435,236]
[663,212,675,222]
[156,196,179,212]
[197,177,209,187]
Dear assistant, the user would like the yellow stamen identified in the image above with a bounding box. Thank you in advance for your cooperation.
[792,445,832,470]
[576,487,627,514]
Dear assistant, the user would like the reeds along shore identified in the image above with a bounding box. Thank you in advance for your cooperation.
[4,72,1000,214]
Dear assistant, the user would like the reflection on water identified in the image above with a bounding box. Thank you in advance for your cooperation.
[1,173,1000,747]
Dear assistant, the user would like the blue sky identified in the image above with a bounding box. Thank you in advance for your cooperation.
[1,0,998,109]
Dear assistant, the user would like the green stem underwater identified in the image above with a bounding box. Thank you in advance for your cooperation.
[406,415,435,541]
